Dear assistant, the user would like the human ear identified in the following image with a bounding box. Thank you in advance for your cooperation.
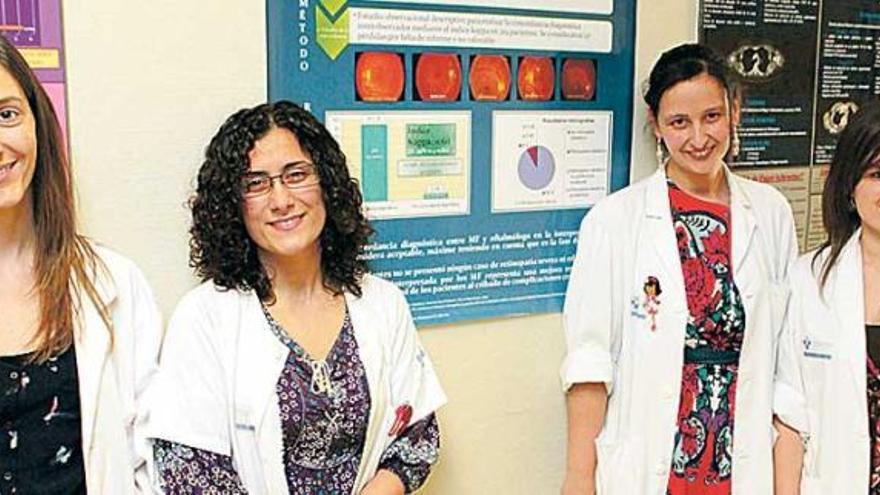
[648,108,662,140]
[728,91,742,126]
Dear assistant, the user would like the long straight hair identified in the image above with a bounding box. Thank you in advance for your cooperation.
[814,101,880,290]
[0,36,111,361]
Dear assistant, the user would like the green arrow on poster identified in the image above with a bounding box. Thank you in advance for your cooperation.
[316,7,349,60]
[319,0,347,16]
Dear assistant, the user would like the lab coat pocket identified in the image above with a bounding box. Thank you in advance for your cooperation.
[594,434,631,494]
[801,333,833,421]
[628,279,662,332]
[801,334,834,362]
[800,477,821,495]
[801,333,834,391]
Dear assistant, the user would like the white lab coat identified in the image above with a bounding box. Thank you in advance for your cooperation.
[144,273,446,494]
[74,245,162,494]
[560,167,798,494]
[778,231,871,494]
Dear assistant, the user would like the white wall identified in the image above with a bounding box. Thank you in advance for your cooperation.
[63,1,696,492]
[629,3,699,183]
[65,2,268,308]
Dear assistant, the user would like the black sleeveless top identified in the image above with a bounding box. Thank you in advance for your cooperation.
[868,324,880,366]
[0,346,86,494]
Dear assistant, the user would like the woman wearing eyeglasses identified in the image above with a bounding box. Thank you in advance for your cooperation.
[144,101,446,494]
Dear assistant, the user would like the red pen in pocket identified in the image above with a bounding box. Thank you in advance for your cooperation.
[388,404,413,437]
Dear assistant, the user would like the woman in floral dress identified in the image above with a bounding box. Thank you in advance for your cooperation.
[561,43,803,495]
[666,180,744,493]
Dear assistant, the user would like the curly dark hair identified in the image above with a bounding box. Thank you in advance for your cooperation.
[189,100,373,300]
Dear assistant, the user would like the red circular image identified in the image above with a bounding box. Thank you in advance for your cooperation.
[562,59,596,100]
[355,52,404,102]
[469,55,510,101]
[416,53,462,101]
[518,56,555,101]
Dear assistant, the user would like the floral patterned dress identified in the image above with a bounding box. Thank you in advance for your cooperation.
[666,183,745,495]
[0,347,87,494]
[155,308,440,494]
[866,324,880,492]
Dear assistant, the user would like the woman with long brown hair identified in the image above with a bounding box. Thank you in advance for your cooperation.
[0,35,161,493]
[780,101,880,493]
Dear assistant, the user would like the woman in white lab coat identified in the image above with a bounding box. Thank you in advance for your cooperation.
[779,101,880,493]
[0,35,161,493]
[560,43,803,495]
[144,101,446,494]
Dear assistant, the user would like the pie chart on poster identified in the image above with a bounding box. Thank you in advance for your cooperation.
[517,145,555,190]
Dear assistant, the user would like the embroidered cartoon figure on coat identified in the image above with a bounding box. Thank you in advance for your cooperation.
[643,276,662,331]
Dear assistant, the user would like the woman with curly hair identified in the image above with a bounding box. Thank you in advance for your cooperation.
[144,101,446,494]
[0,36,161,493]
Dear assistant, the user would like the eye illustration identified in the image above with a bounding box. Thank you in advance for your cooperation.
[727,44,785,80]
[823,101,860,135]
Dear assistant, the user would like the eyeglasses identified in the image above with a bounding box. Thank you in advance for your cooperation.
[241,161,320,198]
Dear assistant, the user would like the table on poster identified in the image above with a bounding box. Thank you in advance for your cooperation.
[268,0,635,325]
[701,0,879,251]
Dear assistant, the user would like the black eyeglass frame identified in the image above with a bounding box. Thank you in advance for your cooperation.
[241,161,320,198]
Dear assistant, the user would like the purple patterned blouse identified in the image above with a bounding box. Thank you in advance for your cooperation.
[155,308,440,494]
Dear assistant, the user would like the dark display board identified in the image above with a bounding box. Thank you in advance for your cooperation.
[700,0,880,250]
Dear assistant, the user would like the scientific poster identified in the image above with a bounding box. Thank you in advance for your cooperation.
[0,0,68,139]
[269,0,635,325]
[700,0,880,250]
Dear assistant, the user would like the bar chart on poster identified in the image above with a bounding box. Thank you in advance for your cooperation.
[0,0,68,139]
[326,111,471,219]
[269,0,635,325]
[700,0,880,251]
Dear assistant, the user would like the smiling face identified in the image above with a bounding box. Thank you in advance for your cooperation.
[241,126,326,268]
[0,65,36,215]
[652,72,737,182]
[854,156,880,239]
